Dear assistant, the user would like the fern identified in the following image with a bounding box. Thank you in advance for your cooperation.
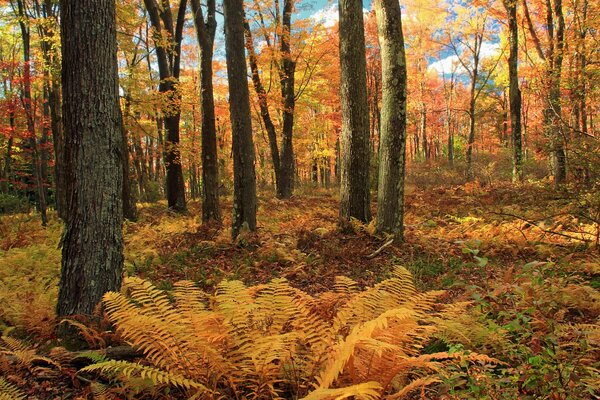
[87,267,500,398]
[80,360,209,391]
[0,377,26,400]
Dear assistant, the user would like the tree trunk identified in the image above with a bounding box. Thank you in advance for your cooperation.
[143,0,187,211]
[374,0,407,239]
[57,0,124,321]
[121,110,137,221]
[278,0,296,199]
[14,0,47,225]
[338,0,371,223]
[191,0,221,223]
[224,0,257,238]
[504,0,523,181]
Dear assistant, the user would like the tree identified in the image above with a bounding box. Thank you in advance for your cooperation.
[523,0,566,186]
[243,0,296,199]
[502,0,523,181]
[224,0,257,238]
[447,6,501,180]
[57,0,124,321]
[374,0,407,239]
[191,0,221,223]
[10,0,48,225]
[338,0,371,223]
[143,0,187,211]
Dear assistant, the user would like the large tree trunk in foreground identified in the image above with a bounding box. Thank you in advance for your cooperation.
[57,0,124,320]
[374,0,408,240]
[338,0,371,223]
[224,0,257,238]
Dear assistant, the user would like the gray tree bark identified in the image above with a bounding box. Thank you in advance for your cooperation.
[224,0,258,238]
[191,0,221,223]
[338,0,371,223]
[503,0,523,182]
[374,0,407,239]
[57,0,124,321]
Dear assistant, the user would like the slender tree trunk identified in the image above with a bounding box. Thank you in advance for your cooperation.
[15,1,47,225]
[504,0,523,181]
[191,0,221,223]
[244,23,283,195]
[57,0,124,322]
[224,0,257,238]
[338,0,371,223]
[143,0,187,211]
[121,109,137,221]
[278,0,296,198]
[374,0,407,239]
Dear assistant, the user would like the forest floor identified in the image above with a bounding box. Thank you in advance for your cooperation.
[1,180,599,399]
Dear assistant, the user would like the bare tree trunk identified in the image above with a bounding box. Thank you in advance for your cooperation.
[374,0,407,239]
[338,0,371,223]
[504,0,523,181]
[191,0,221,223]
[143,0,187,211]
[224,0,257,238]
[14,0,47,225]
[57,0,124,323]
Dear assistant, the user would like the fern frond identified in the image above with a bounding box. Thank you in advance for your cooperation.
[334,276,359,294]
[319,308,417,389]
[80,360,209,392]
[0,377,26,400]
[302,381,382,400]
[386,377,441,399]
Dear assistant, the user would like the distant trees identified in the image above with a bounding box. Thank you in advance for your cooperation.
[224,0,257,238]
[338,0,371,224]
[373,0,408,239]
[57,0,124,319]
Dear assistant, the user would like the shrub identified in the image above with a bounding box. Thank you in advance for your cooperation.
[0,194,29,215]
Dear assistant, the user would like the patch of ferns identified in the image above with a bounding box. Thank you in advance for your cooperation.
[82,266,503,399]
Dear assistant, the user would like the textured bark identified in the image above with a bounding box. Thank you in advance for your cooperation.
[143,0,187,211]
[374,0,407,239]
[338,0,371,223]
[191,0,221,223]
[57,0,124,319]
[504,0,523,181]
[224,0,257,238]
[278,0,296,198]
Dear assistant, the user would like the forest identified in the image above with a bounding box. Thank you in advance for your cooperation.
[0,0,599,398]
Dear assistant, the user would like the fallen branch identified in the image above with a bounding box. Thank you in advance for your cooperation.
[366,238,394,259]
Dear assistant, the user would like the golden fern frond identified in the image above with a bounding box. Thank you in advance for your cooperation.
[1,335,60,371]
[0,377,26,400]
[253,278,299,334]
[122,277,180,326]
[80,360,209,392]
[102,291,198,376]
[333,267,418,333]
[334,276,360,294]
[173,280,207,313]
[319,308,417,389]
[301,381,382,400]
[385,377,441,399]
